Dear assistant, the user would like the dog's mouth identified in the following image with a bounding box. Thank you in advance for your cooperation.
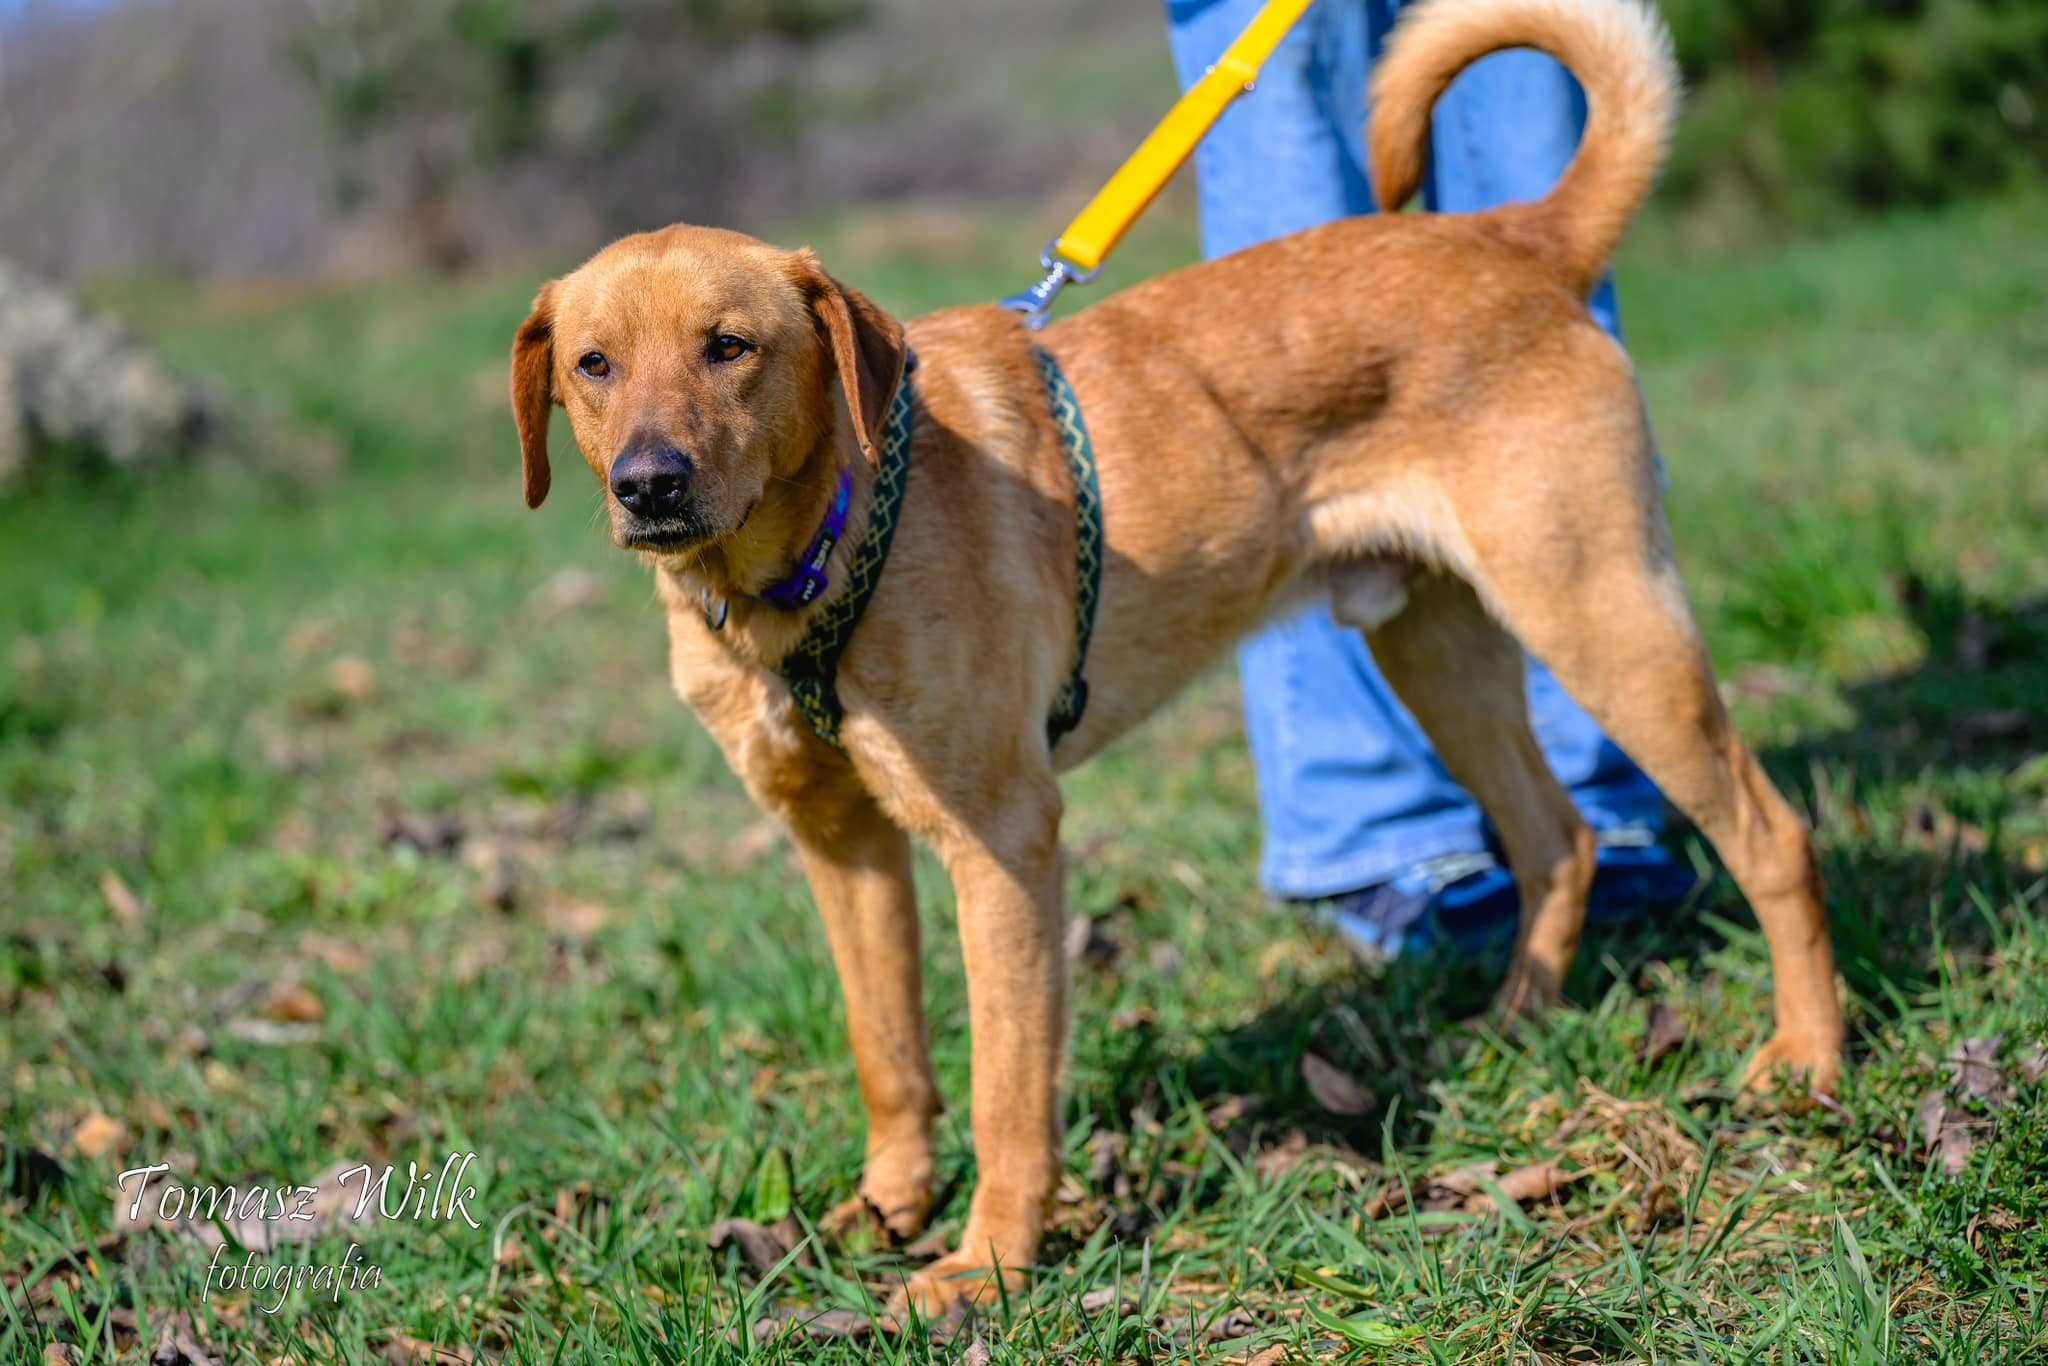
[620,531,707,555]
[615,491,762,556]
[617,519,715,554]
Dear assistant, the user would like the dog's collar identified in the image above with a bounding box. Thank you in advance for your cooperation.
[704,353,920,634]
[759,465,853,611]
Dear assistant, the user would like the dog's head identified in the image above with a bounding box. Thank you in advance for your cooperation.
[511,225,905,555]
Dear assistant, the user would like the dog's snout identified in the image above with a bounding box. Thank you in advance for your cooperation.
[610,445,692,519]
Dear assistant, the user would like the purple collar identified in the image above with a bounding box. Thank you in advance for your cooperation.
[760,466,853,610]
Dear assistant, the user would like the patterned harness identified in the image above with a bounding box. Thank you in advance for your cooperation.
[777,346,1104,752]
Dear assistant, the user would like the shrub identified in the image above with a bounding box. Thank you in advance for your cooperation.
[1660,0,2048,226]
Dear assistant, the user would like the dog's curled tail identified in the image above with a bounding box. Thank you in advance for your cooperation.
[1367,0,1678,295]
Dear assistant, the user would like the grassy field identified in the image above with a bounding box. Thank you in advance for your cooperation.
[4,191,2047,1362]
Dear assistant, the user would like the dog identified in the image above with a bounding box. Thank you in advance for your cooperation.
[509,0,1844,1314]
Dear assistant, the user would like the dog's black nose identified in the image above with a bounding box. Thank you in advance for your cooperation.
[610,446,692,519]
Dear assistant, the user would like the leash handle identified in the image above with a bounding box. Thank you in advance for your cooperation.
[1005,0,1318,328]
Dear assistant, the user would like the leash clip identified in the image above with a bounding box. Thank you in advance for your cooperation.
[1001,242,1102,332]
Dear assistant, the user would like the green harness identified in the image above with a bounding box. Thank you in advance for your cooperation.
[778,346,1104,751]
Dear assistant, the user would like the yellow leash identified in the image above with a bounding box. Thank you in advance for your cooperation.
[1003,0,1318,328]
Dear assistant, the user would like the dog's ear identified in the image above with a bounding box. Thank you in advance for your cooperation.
[510,281,558,509]
[793,250,907,466]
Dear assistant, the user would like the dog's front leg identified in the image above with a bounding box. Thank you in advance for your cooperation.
[787,796,943,1245]
[897,775,1067,1318]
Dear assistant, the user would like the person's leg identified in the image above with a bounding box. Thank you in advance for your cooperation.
[1167,0,1509,949]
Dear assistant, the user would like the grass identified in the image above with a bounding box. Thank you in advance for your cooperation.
[4,189,2047,1362]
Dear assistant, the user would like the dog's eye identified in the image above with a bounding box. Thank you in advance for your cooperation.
[707,335,753,364]
[577,351,610,379]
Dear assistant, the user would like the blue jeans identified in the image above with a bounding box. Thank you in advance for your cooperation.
[1164,0,1662,899]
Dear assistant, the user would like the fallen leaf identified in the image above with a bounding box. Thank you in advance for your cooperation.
[1366,1162,1497,1220]
[708,1217,798,1278]
[1639,1002,1689,1066]
[544,897,610,940]
[1253,1131,1312,1181]
[919,1298,978,1345]
[1065,913,1120,967]
[69,1112,128,1160]
[148,1311,221,1366]
[224,1018,321,1046]
[2018,1043,2048,1086]
[749,1307,874,1343]
[379,808,463,857]
[378,1332,472,1364]
[300,933,368,976]
[1078,1287,1135,1316]
[1086,1130,1128,1190]
[1300,1053,1374,1116]
[1902,800,1990,855]
[1918,1092,1977,1175]
[1729,663,1804,703]
[1948,1036,2012,1107]
[264,981,326,1025]
[1206,1094,1262,1130]
[99,870,149,930]
[452,936,508,985]
[1240,1346,1289,1366]
[43,1344,81,1365]
[467,840,520,913]
[1461,1161,1586,1214]
[962,1338,992,1366]
[1205,1309,1261,1342]
[327,656,379,702]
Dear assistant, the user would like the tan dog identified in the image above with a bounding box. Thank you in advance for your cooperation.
[511,0,1843,1314]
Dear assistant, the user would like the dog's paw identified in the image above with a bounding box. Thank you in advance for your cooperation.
[886,1251,1025,1322]
[821,1190,930,1250]
[1492,960,1564,1023]
[1741,1031,1843,1104]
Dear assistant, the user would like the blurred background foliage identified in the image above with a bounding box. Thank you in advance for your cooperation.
[1,0,2041,284]
[1663,0,2048,230]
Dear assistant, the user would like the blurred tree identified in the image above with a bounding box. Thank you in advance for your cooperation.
[287,0,867,270]
[1661,0,2048,228]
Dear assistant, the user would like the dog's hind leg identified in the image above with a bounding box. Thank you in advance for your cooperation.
[1339,569,1598,1015]
[1447,425,1844,1096]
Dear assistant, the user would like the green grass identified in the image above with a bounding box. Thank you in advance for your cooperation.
[5,191,2047,1362]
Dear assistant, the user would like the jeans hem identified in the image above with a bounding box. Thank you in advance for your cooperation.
[1261,815,1488,901]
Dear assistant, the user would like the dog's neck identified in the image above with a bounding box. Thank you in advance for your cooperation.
[657,428,867,660]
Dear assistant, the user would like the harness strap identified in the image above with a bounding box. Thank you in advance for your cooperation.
[776,346,1104,754]
[1034,346,1103,748]
[778,371,915,748]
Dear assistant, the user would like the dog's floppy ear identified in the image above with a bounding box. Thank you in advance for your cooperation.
[793,250,907,466]
[510,281,558,509]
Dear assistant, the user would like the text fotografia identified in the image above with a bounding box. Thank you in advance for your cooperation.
[208,1241,381,1314]
[117,1153,483,1230]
